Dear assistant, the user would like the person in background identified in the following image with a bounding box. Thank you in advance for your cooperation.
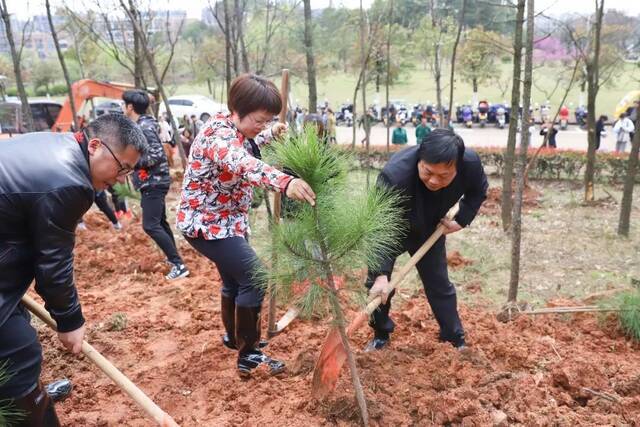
[595,115,608,151]
[613,112,635,153]
[540,121,558,149]
[122,90,190,280]
[180,127,194,157]
[415,116,432,144]
[392,121,408,145]
[326,108,337,144]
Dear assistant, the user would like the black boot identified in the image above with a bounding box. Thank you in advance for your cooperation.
[12,382,61,427]
[235,306,284,377]
[45,379,72,402]
[221,296,268,350]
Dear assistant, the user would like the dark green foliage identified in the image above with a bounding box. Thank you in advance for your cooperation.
[615,290,640,341]
[0,361,25,426]
[261,126,406,317]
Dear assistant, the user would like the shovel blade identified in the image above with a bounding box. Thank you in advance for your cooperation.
[311,312,369,399]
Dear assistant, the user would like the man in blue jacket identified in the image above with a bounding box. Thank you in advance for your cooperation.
[122,90,189,280]
[366,129,488,351]
[0,114,147,425]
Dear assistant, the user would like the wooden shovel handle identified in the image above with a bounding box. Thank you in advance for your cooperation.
[364,223,446,316]
[21,295,179,427]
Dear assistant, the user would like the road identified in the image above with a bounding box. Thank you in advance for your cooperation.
[336,123,625,153]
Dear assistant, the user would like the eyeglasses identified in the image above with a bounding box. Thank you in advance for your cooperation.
[85,131,133,176]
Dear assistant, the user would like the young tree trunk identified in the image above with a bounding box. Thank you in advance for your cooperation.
[0,0,34,132]
[46,0,78,130]
[235,0,250,73]
[128,0,145,88]
[446,0,466,128]
[618,117,640,236]
[507,0,534,304]
[222,0,233,91]
[583,0,605,202]
[501,0,525,232]
[385,0,393,152]
[429,1,444,128]
[359,0,370,187]
[303,0,317,112]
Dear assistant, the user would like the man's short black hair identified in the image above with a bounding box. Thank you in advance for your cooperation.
[418,128,465,165]
[86,113,148,155]
[122,90,150,115]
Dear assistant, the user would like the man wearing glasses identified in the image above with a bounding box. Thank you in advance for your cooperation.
[0,114,147,425]
[122,90,189,280]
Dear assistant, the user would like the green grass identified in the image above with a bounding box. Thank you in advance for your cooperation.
[175,62,640,117]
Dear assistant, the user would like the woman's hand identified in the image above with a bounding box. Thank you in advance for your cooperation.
[271,122,288,139]
[285,178,316,206]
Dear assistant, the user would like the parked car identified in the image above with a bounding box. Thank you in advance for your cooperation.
[0,99,62,134]
[94,100,124,117]
[159,95,228,125]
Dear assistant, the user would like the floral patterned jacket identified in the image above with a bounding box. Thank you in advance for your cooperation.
[176,114,293,240]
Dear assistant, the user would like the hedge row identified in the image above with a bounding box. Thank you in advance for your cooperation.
[344,145,639,184]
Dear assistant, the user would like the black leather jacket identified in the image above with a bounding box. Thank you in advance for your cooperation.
[131,115,170,191]
[0,132,93,332]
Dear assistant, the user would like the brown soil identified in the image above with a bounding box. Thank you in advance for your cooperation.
[480,186,541,216]
[447,251,473,269]
[34,211,640,426]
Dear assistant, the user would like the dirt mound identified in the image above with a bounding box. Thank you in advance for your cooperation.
[480,186,541,216]
[33,211,640,426]
[447,250,473,269]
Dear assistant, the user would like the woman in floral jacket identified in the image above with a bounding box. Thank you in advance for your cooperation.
[177,74,315,376]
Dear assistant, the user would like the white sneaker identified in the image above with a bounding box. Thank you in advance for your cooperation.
[112,222,122,231]
[166,264,189,280]
[77,221,87,231]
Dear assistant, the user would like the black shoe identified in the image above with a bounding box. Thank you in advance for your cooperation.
[222,333,268,350]
[45,379,72,403]
[364,336,389,352]
[237,350,285,377]
[166,263,189,280]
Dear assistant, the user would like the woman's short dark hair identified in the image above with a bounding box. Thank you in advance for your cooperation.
[228,74,282,119]
[418,128,465,165]
[122,90,150,115]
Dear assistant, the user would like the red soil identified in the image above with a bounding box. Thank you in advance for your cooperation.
[32,212,640,426]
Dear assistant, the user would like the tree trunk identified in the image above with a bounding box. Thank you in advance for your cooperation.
[385,0,393,152]
[46,0,77,130]
[507,0,534,304]
[129,0,144,88]
[618,117,640,236]
[446,0,466,128]
[223,0,232,91]
[584,0,605,202]
[236,0,250,72]
[303,0,317,112]
[360,0,370,188]
[1,0,34,132]
[429,1,444,128]
[501,0,525,232]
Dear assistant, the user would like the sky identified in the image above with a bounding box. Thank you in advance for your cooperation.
[5,0,640,21]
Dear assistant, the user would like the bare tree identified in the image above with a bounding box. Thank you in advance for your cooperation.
[385,0,393,152]
[119,0,187,169]
[446,0,467,128]
[428,0,445,128]
[618,113,640,236]
[46,0,78,130]
[207,0,233,91]
[0,0,34,132]
[303,0,317,112]
[507,0,534,306]
[501,0,525,232]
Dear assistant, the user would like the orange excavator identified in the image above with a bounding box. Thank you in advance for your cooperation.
[52,79,157,131]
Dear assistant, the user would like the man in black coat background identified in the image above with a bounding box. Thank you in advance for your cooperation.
[366,129,488,351]
[0,114,147,425]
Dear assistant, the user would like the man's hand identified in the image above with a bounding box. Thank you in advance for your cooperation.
[285,178,316,206]
[271,122,288,139]
[440,218,463,235]
[58,324,85,354]
[368,275,394,304]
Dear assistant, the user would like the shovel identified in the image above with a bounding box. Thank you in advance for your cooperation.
[21,295,179,427]
[311,224,446,399]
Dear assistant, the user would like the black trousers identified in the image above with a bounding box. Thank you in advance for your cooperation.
[185,236,264,308]
[141,186,183,265]
[365,235,465,346]
[0,304,42,399]
[94,191,118,225]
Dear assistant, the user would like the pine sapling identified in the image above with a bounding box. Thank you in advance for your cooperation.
[260,127,405,425]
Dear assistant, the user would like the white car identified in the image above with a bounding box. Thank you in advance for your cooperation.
[159,95,228,124]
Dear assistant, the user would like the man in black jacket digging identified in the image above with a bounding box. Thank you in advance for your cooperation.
[366,129,488,351]
[0,114,147,425]
[122,90,189,280]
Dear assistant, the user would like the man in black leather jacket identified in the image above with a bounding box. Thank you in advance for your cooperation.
[365,129,488,351]
[122,90,189,280]
[0,113,147,426]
